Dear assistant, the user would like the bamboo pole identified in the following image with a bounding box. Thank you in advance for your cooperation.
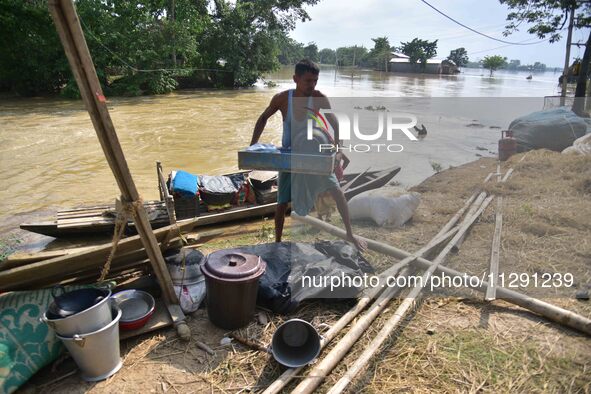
[263,224,460,394]
[326,198,495,393]
[48,0,189,337]
[263,175,513,393]
[293,215,591,336]
[291,196,495,394]
[486,164,505,301]
[451,191,486,253]
[485,198,503,301]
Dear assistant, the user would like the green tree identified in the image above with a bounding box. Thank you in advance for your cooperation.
[200,0,320,86]
[501,0,591,43]
[500,0,591,113]
[0,0,71,95]
[447,47,468,68]
[466,59,482,68]
[400,38,438,70]
[277,36,304,65]
[335,45,368,67]
[507,59,521,70]
[0,0,321,95]
[368,37,391,71]
[303,42,319,62]
[482,55,507,76]
[532,61,546,72]
[318,48,336,64]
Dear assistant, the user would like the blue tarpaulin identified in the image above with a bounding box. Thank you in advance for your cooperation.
[172,170,199,197]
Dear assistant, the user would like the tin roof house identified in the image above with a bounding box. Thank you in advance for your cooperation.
[389,52,458,74]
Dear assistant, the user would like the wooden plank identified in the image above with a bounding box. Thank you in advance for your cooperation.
[1,205,274,291]
[58,218,115,226]
[58,210,112,218]
[57,201,164,218]
[119,298,173,340]
[59,205,112,213]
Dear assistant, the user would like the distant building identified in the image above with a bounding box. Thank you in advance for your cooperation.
[389,52,459,74]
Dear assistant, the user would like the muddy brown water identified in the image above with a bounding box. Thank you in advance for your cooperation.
[0,66,560,245]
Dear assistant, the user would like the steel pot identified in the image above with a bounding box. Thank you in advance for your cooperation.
[47,286,109,318]
[42,287,112,336]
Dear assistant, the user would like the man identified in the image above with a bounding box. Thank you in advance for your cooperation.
[250,59,366,251]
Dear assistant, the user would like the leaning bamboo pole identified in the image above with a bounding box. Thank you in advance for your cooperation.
[291,196,495,394]
[293,215,591,335]
[262,186,482,394]
[48,0,189,337]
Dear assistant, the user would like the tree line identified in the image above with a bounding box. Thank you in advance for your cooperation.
[279,37,468,71]
[0,0,319,96]
[1,0,589,102]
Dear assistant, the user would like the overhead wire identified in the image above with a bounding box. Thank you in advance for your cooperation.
[418,0,551,45]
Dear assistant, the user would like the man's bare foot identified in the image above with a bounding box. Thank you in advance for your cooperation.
[347,234,367,252]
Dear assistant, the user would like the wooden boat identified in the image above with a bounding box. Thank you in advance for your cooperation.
[20,166,401,238]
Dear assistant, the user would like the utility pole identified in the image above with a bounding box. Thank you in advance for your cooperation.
[561,6,575,104]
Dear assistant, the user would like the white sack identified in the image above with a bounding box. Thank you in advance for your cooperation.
[348,188,421,227]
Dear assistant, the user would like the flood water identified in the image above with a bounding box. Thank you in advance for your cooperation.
[0,66,562,236]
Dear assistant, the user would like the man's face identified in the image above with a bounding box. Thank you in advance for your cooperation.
[293,71,318,96]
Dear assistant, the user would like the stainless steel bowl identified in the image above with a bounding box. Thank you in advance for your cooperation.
[111,290,155,330]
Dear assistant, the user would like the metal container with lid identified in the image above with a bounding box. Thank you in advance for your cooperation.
[201,251,266,329]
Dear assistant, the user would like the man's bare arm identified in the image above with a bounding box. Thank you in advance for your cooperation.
[250,94,281,146]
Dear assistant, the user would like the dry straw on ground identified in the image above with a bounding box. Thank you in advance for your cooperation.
[24,150,591,393]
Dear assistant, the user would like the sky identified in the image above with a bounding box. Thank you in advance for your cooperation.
[290,0,590,67]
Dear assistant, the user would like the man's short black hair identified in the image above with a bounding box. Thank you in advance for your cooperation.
[295,59,320,76]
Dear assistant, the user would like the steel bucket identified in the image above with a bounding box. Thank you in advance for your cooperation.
[57,306,122,382]
[271,319,321,368]
[42,287,112,337]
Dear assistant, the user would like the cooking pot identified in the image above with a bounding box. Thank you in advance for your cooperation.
[43,286,112,336]
[47,286,109,318]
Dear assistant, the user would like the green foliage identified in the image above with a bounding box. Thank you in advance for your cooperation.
[466,59,482,68]
[368,37,392,71]
[336,46,368,67]
[0,0,71,95]
[447,47,468,68]
[303,42,319,62]
[318,48,336,64]
[400,38,438,70]
[507,59,547,71]
[110,71,178,96]
[0,0,319,95]
[277,36,305,65]
[507,59,521,70]
[501,0,591,43]
[482,55,508,76]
